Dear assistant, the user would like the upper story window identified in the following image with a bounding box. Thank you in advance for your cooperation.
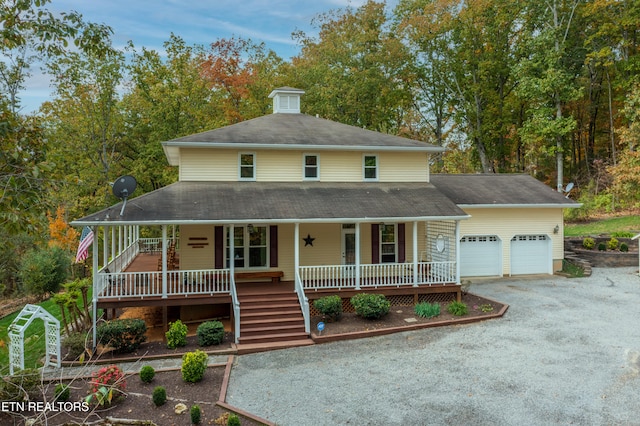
[239,153,255,180]
[380,224,397,263]
[303,154,319,180]
[363,155,378,181]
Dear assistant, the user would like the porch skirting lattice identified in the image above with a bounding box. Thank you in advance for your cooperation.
[309,291,458,316]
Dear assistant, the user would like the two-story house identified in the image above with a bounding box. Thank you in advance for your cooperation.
[73,87,577,349]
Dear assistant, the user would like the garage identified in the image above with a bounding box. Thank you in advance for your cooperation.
[510,235,551,275]
[460,235,501,277]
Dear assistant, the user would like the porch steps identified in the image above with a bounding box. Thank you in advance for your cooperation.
[236,283,311,346]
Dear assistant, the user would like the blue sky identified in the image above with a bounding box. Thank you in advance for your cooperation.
[20,0,399,112]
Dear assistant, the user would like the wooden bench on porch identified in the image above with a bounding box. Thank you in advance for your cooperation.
[235,271,284,283]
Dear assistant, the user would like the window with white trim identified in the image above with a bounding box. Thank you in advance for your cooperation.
[226,226,268,268]
[303,154,319,180]
[380,224,397,263]
[239,153,255,180]
[363,155,378,180]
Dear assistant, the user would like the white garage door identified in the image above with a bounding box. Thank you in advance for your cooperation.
[510,235,551,275]
[460,236,501,277]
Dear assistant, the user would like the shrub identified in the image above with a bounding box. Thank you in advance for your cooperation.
[18,246,71,296]
[166,319,188,349]
[414,302,440,319]
[87,365,126,406]
[197,320,225,346]
[182,350,208,383]
[54,383,70,402]
[97,318,147,354]
[313,295,343,321]
[607,237,619,250]
[447,301,468,316]
[152,386,166,406]
[582,237,595,250]
[227,414,241,426]
[611,231,634,238]
[0,369,41,402]
[190,404,202,424]
[62,331,87,360]
[139,365,155,384]
[620,243,629,252]
[598,242,607,251]
[350,293,390,320]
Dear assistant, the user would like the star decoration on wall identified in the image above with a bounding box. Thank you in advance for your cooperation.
[303,234,315,247]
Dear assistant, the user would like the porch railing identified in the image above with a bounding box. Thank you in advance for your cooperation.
[98,268,231,299]
[294,271,311,333]
[229,276,240,344]
[299,261,456,291]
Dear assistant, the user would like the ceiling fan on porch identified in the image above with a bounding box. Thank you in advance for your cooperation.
[112,175,137,216]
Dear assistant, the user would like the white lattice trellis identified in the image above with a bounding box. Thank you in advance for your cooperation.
[8,304,61,375]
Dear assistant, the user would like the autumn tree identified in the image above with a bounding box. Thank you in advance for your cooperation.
[47,206,79,252]
[200,37,281,124]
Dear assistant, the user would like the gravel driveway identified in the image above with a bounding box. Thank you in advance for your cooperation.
[226,267,640,425]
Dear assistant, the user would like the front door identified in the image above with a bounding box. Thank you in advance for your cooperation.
[341,224,356,285]
[341,224,356,265]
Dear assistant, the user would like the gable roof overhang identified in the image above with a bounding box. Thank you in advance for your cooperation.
[72,181,469,227]
[162,113,444,165]
[430,174,581,208]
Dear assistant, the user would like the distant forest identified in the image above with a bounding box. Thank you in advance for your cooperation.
[2,0,640,281]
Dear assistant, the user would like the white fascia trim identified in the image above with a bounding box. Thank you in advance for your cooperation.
[72,215,471,227]
[162,142,446,153]
[458,203,582,209]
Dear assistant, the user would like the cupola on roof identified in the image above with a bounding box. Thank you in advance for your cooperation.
[269,87,305,113]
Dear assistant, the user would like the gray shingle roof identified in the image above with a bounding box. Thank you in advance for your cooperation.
[164,113,442,150]
[73,181,468,225]
[430,174,580,206]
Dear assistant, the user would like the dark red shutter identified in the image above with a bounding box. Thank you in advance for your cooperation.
[214,226,223,269]
[398,223,406,263]
[371,224,379,264]
[270,225,278,267]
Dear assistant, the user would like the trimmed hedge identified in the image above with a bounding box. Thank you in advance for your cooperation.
[96,318,147,354]
[196,321,225,346]
[350,293,390,320]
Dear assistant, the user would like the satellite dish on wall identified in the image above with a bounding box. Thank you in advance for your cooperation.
[112,175,137,216]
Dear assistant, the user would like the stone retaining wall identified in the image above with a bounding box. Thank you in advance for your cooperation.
[565,237,638,267]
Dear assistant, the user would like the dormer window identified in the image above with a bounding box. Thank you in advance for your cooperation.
[239,153,255,180]
[363,155,378,181]
[269,87,305,113]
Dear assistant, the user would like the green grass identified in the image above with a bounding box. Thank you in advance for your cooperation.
[0,287,96,374]
[565,215,640,237]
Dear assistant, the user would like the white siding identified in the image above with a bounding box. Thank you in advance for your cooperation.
[178,148,430,182]
[179,225,215,270]
[459,208,564,276]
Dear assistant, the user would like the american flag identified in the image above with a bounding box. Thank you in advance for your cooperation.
[75,226,94,263]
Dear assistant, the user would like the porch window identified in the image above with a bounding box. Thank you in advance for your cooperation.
[239,153,255,180]
[303,154,319,180]
[380,224,396,263]
[363,155,378,181]
[226,225,268,268]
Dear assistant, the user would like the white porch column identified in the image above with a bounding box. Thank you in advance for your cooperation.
[413,221,419,287]
[161,225,167,298]
[92,226,99,351]
[111,227,116,263]
[229,225,235,277]
[118,226,122,255]
[103,226,109,268]
[455,220,461,284]
[355,222,361,290]
[294,223,300,280]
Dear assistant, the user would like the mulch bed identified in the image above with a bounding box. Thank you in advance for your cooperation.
[0,292,505,425]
